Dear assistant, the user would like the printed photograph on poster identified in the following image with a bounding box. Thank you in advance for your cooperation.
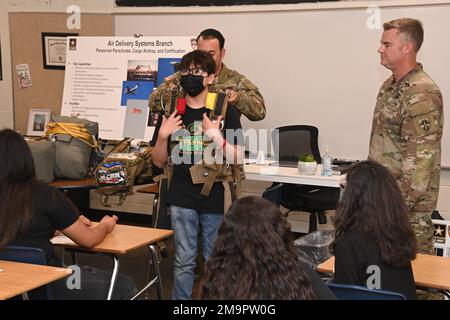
[16,64,32,89]
[27,109,51,136]
[123,99,148,139]
[156,58,181,87]
[121,81,154,106]
[127,60,157,82]
[190,38,197,50]
[148,112,160,127]
[42,32,78,69]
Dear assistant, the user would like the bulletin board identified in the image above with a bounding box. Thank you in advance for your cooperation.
[9,12,114,134]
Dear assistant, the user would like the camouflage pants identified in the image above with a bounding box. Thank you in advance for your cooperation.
[410,212,434,254]
[410,212,444,299]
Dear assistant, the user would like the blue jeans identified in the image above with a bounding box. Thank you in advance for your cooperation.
[170,205,224,300]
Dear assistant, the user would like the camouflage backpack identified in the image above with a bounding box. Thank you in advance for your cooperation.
[95,138,153,207]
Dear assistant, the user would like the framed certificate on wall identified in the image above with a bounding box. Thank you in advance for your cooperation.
[42,32,78,69]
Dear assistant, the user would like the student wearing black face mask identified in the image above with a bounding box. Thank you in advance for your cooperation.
[149,28,266,122]
[151,50,244,300]
[179,70,206,97]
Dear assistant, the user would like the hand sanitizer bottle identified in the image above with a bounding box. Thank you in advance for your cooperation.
[321,146,333,176]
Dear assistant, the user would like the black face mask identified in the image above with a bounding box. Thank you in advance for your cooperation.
[180,74,205,97]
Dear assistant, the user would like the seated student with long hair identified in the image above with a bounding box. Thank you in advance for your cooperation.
[198,196,335,300]
[0,129,136,299]
[330,160,417,299]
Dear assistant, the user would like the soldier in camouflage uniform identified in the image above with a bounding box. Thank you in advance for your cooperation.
[369,18,444,255]
[149,28,266,121]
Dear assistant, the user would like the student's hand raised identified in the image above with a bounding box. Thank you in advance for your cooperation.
[202,113,223,142]
[158,111,183,140]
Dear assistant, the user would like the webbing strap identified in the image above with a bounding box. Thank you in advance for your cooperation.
[46,122,98,149]
[213,92,227,119]
[168,87,179,115]
[200,168,218,196]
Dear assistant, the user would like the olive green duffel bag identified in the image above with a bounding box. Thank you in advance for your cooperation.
[46,116,99,179]
[27,139,56,183]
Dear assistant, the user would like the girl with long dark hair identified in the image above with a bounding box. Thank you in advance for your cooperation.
[330,160,417,299]
[199,196,335,300]
[0,129,135,299]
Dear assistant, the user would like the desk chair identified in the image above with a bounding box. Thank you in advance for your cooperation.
[266,125,339,233]
[136,183,160,226]
[136,182,169,257]
[327,282,407,300]
[0,245,53,300]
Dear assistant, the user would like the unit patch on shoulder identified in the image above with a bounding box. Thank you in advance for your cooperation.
[414,114,436,135]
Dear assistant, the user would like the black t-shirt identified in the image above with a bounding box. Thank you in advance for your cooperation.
[11,183,79,265]
[333,231,417,299]
[298,260,336,300]
[153,104,242,214]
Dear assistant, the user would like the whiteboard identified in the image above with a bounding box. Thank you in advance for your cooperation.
[115,3,450,166]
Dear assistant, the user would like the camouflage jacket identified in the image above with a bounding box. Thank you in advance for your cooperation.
[368,64,444,213]
[148,64,266,121]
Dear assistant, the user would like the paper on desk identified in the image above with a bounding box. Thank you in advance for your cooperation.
[50,234,76,245]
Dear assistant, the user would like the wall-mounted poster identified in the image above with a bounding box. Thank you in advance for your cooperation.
[61,36,193,140]
[16,64,32,89]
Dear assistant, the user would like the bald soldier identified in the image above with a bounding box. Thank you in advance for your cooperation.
[149,28,266,121]
[369,18,444,254]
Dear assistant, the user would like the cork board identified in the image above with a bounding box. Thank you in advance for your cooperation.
[9,12,113,133]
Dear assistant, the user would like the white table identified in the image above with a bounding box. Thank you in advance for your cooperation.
[244,163,343,187]
[244,163,342,233]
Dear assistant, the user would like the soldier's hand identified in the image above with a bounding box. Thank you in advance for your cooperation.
[159,111,183,140]
[225,89,240,104]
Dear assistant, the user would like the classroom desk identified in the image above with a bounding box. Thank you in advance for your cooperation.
[49,177,96,189]
[0,260,72,300]
[317,254,450,298]
[244,164,342,188]
[52,224,173,300]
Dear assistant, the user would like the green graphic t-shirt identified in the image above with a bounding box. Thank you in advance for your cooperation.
[155,104,242,214]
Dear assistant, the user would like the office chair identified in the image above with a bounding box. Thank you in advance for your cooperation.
[265,125,339,233]
[261,183,283,205]
[326,282,407,300]
[0,245,53,300]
